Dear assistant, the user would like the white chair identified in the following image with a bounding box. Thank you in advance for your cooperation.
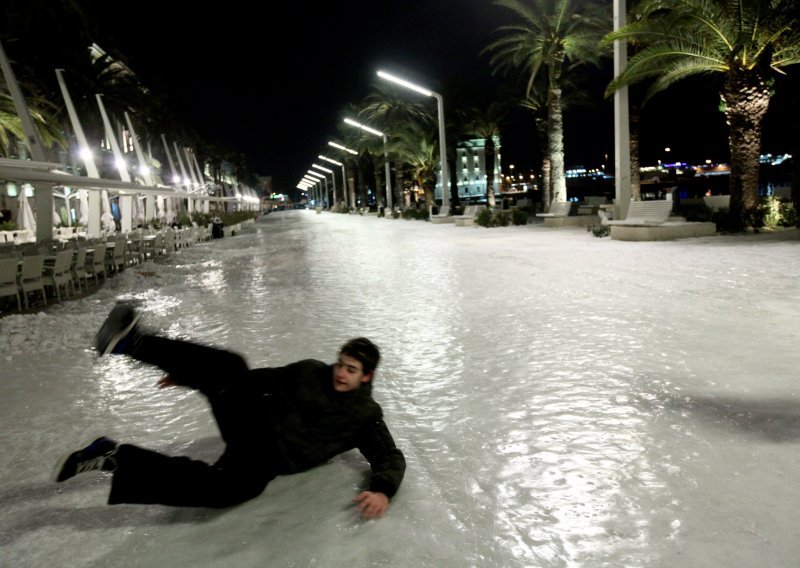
[85,243,107,286]
[0,257,22,311]
[71,247,88,292]
[18,254,47,309]
[43,249,74,302]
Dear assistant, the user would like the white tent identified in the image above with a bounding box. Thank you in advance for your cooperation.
[100,189,115,232]
[16,187,36,232]
[78,190,89,226]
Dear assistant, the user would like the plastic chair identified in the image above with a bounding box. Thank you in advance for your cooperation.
[0,257,22,311]
[18,255,47,309]
[71,247,88,292]
[43,249,74,302]
[85,243,107,287]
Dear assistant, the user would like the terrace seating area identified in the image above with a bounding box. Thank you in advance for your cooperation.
[0,223,214,315]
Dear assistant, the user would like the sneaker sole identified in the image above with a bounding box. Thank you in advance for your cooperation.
[98,313,141,355]
[51,436,106,482]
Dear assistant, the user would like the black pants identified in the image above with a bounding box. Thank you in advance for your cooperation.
[108,335,278,508]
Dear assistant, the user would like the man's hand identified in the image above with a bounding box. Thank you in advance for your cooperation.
[352,491,389,519]
[156,375,177,389]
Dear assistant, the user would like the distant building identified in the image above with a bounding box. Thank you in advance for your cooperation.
[435,137,502,202]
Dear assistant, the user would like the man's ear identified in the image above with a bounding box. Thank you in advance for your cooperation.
[361,372,373,384]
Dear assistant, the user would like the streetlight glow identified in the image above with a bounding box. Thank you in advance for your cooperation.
[318,155,342,166]
[344,117,384,137]
[328,141,357,155]
[377,70,433,97]
[312,163,333,174]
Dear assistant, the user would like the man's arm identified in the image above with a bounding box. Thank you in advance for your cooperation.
[355,418,406,517]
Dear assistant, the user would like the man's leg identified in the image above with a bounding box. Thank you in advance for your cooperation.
[94,303,249,390]
[107,444,274,508]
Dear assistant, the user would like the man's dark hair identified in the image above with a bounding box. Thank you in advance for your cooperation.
[340,337,381,375]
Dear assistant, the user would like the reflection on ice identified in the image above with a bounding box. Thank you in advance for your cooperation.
[1,212,799,567]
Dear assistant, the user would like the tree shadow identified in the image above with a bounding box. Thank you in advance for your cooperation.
[665,394,800,442]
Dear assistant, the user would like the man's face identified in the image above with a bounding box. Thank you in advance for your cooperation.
[333,354,372,393]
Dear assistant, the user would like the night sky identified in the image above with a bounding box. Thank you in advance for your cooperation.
[57,1,797,192]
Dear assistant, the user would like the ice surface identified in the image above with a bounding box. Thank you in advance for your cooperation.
[1,211,799,567]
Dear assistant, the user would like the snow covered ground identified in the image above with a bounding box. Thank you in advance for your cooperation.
[1,211,799,567]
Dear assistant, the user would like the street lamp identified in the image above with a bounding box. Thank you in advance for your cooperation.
[343,118,392,211]
[377,69,448,207]
[327,141,358,208]
[319,154,345,208]
[306,170,325,207]
[312,163,335,206]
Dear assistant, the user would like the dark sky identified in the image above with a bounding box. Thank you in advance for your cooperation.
[78,0,794,194]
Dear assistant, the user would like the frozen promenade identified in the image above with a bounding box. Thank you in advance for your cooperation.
[1,211,799,568]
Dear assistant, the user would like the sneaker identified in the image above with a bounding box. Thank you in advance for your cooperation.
[52,436,118,482]
[94,303,141,355]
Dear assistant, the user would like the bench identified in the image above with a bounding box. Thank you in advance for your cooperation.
[536,200,599,227]
[429,205,454,224]
[453,205,485,226]
[535,201,572,218]
[607,200,716,241]
[577,196,607,215]
[606,200,674,226]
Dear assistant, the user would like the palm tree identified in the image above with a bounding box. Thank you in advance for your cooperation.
[360,83,434,209]
[485,0,608,208]
[519,87,551,206]
[603,0,800,224]
[469,98,509,208]
[390,122,440,207]
[0,90,65,158]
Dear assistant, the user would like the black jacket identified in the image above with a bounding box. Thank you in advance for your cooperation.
[248,359,405,498]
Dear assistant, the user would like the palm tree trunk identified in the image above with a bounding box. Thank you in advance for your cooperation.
[629,100,641,201]
[447,155,459,206]
[357,165,367,209]
[791,73,800,212]
[723,70,771,219]
[373,167,383,209]
[540,155,551,211]
[393,160,403,210]
[485,135,496,207]
[548,57,567,204]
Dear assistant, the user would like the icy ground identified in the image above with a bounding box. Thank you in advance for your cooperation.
[1,211,799,567]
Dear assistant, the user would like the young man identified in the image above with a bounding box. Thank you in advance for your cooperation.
[54,303,405,519]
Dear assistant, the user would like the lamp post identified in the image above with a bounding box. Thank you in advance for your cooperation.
[306,170,325,207]
[318,154,344,208]
[377,70,448,208]
[328,141,358,208]
[312,163,335,206]
[343,118,392,212]
[308,168,330,208]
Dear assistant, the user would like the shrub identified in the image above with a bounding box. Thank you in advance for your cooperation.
[192,212,213,226]
[676,202,711,222]
[495,211,511,227]
[476,207,493,227]
[511,208,528,225]
[1,221,19,231]
[779,201,798,227]
[391,209,400,219]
